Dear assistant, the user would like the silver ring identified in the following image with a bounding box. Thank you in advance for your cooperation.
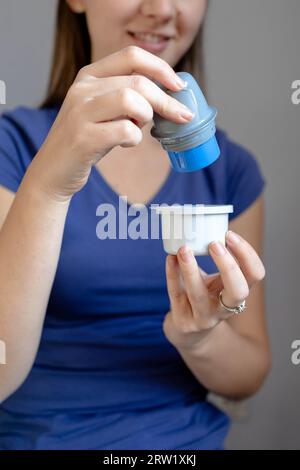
[219,290,247,315]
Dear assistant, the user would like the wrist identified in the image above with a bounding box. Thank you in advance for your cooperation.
[23,158,73,206]
[174,320,229,358]
[163,313,213,354]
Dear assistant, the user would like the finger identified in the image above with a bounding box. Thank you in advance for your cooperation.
[198,265,208,278]
[177,245,210,315]
[165,255,188,311]
[88,119,143,158]
[165,255,193,331]
[77,45,185,92]
[225,231,266,286]
[84,87,153,127]
[83,76,193,124]
[208,241,249,307]
[203,272,223,293]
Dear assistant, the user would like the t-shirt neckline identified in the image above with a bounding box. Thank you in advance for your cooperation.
[91,163,177,210]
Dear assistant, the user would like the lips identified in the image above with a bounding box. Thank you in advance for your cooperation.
[127,31,173,53]
[128,31,170,42]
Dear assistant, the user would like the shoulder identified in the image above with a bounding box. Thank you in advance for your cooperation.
[0,104,58,126]
[0,105,59,150]
[214,127,266,220]
[214,126,266,184]
[0,105,59,192]
[216,127,261,171]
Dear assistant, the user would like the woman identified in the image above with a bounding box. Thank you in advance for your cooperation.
[0,0,271,450]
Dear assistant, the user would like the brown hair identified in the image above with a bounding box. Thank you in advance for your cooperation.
[41,0,207,109]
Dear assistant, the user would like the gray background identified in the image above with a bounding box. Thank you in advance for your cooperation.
[0,0,299,450]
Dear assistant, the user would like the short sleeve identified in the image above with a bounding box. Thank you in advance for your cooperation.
[0,111,28,193]
[225,138,266,221]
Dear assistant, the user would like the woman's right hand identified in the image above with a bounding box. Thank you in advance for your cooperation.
[29,46,194,202]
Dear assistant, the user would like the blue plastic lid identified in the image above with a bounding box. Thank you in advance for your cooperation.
[168,135,220,172]
[151,72,220,172]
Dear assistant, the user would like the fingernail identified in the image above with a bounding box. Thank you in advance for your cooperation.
[226,230,241,244]
[179,108,195,121]
[174,76,187,88]
[210,241,226,256]
[180,246,193,263]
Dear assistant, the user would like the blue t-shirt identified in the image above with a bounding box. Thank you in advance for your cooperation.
[0,106,266,450]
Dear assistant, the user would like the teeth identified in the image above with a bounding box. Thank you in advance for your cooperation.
[132,32,167,43]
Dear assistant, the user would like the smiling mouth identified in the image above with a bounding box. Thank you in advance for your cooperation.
[128,31,172,44]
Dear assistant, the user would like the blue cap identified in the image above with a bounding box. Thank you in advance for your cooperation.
[151,72,220,172]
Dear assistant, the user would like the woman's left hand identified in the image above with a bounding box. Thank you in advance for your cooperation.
[163,230,266,351]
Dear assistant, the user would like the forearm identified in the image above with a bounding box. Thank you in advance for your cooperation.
[0,164,70,401]
[177,320,271,400]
